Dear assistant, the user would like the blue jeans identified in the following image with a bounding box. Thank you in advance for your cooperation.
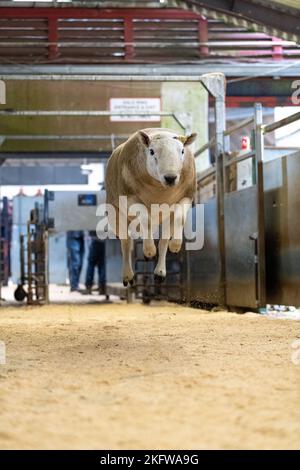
[85,240,106,288]
[67,236,85,290]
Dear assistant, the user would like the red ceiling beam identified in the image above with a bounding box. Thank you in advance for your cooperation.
[0,7,202,20]
[225,96,298,107]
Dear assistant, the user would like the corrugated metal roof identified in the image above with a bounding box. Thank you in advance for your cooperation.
[267,1,300,10]
[0,1,299,42]
[0,8,299,65]
[0,0,299,9]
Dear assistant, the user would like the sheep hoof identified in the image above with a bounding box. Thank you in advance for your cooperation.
[144,254,155,261]
[168,239,182,253]
[123,275,134,287]
[143,243,157,259]
[154,274,165,284]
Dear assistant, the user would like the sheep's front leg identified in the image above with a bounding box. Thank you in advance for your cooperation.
[121,238,134,286]
[127,197,156,259]
[154,238,169,282]
[168,197,192,253]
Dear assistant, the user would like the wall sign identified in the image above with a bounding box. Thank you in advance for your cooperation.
[109,98,161,122]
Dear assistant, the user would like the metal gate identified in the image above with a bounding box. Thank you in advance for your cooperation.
[223,104,266,308]
[14,204,49,305]
[189,103,300,309]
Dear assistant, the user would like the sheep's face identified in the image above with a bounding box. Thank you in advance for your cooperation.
[140,131,197,188]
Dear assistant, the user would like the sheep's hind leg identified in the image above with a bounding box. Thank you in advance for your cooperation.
[121,238,134,286]
[169,197,192,253]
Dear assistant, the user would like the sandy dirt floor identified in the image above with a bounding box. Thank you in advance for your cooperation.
[0,301,299,450]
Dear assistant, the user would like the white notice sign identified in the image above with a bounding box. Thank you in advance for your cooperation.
[109,98,161,122]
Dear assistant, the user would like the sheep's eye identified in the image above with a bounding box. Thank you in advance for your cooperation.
[182,148,184,154]
[150,149,155,156]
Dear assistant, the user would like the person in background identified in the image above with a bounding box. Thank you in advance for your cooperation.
[85,231,107,297]
[66,230,85,292]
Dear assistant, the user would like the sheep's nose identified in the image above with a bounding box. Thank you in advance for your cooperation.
[164,175,177,186]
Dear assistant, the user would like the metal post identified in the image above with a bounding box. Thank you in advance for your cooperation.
[44,228,49,304]
[194,73,227,306]
[20,234,25,287]
[215,95,227,305]
[27,222,33,305]
[254,102,266,307]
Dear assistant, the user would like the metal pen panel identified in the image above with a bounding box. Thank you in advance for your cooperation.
[224,187,258,308]
[187,200,224,306]
[264,153,300,306]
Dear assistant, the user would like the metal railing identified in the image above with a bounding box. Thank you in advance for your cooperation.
[0,110,191,136]
[263,110,300,134]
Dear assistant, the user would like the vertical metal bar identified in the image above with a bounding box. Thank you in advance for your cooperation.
[0,198,7,285]
[48,18,58,60]
[198,17,209,56]
[20,234,25,286]
[272,36,283,61]
[254,102,266,307]
[199,73,226,306]
[27,222,33,305]
[44,228,49,304]
[215,95,226,305]
[124,17,134,61]
[3,197,9,284]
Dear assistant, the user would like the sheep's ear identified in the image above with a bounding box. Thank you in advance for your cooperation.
[139,130,151,147]
[175,133,197,146]
[184,132,197,146]
[178,132,197,147]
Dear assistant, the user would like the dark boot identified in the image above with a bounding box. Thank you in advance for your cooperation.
[99,283,109,300]
[99,283,106,295]
[81,286,92,295]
